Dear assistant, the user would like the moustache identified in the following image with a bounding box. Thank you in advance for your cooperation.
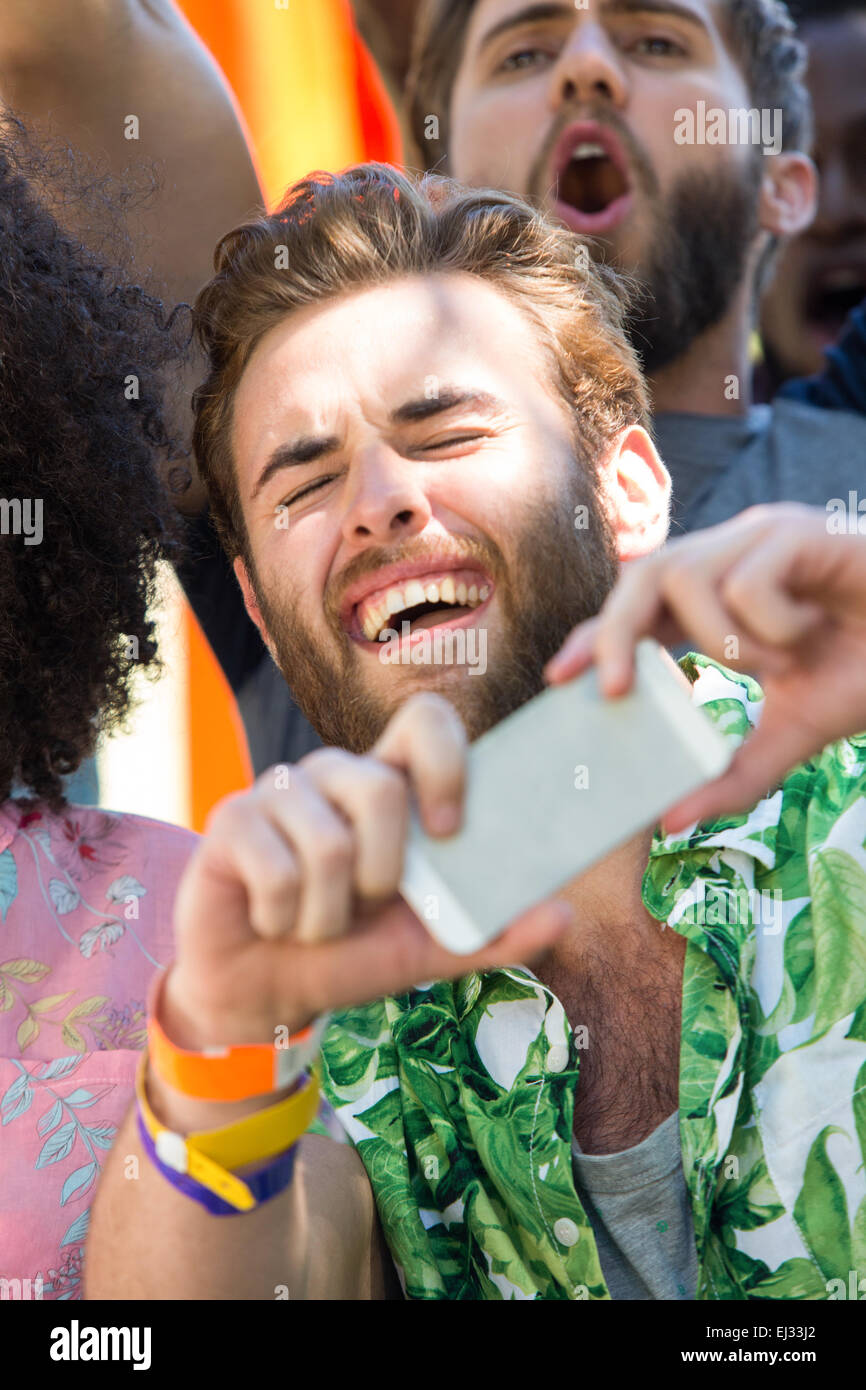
[528,105,659,208]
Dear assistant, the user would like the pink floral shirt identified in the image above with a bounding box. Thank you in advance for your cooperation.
[0,799,197,1299]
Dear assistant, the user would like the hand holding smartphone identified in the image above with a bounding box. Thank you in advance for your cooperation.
[400,639,731,953]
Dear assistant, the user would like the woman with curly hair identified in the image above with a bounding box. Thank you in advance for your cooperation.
[0,119,199,1301]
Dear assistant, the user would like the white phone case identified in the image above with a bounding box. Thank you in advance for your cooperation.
[399,639,732,954]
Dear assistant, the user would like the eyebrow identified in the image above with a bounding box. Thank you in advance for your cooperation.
[252,433,341,500]
[390,387,507,424]
[251,389,506,500]
[476,2,574,55]
[475,0,705,56]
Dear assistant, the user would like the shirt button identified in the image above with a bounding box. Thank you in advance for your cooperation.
[554,1217,580,1247]
[546,1045,569,1073]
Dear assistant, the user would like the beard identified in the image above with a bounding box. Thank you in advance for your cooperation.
[627,161,763,373]
[528,108,763,373]
[249,462,619,752]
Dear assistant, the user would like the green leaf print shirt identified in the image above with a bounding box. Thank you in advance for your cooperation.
[308,656,866,1300]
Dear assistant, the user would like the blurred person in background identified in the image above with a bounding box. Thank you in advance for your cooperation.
[0,119,198,1300]
[758,0,866,409]
[354,0,866,414]
[402,0,866,526]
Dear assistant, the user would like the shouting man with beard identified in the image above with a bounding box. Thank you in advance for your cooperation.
[88,167,866,1302]
[405,0,866,521]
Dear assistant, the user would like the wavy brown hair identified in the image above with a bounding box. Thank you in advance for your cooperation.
[192,162,649,565]
[0,117,189,808]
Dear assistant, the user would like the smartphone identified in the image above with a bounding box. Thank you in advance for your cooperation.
[399,638,732,954]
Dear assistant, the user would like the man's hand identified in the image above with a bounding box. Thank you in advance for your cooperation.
[545,504,866,832]
[165,692,573,1051]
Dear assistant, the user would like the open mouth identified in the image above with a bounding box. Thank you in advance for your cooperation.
[559,144,629,214]
[552,122,634,234]
[345,568,493,646]
[805,266,866,342]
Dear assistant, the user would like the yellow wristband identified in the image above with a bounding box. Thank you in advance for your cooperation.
[136,1054,321,1212]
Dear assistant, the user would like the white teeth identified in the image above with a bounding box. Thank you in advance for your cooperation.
[403,579,428,609]
[358,571,491,640]
[573,142,605,160]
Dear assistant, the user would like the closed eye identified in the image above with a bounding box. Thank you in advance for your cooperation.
[420,432,488,451]
[281,474,337,507]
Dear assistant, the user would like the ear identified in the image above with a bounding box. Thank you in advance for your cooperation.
[233,555,277,658]
[758,152,817,239]
[598,425,671,562]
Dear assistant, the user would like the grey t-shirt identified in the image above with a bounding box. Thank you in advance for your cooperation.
[654,398,866,542]
[571,1110,697,1301]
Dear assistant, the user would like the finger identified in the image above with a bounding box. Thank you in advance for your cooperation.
[659,722,808,835]
[720,535,827,648]
[589,556,676,695]
[592,512,799,691]
[591,558,747,691]
[290,895,575,1019]
[546,513,791,692]
[180,796,301,945]
[372,692,468,835]
[260,769,355,943]
[544,616,601,683]
[300,748,409,901]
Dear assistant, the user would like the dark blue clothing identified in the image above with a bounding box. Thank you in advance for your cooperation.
[779,299,866,416]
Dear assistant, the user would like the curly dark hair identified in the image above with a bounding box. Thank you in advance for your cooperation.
[0,116,190,809]
[192,164,648,566]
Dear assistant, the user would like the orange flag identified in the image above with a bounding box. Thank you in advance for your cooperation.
[177,0,401,828]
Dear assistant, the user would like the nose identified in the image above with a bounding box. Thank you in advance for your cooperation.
[340,442,433,546]
[548,22,628,112]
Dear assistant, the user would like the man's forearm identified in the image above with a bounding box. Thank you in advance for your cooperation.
[0,1,263,305]
[86,1086,384,1301]
[0,1,264,512]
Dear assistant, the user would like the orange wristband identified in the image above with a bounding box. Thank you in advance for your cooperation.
[146,971,330,1102]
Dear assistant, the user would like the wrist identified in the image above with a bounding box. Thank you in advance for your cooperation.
[161,964,316,1050]
[143,1061,300,1137]
[149,966,326,1105]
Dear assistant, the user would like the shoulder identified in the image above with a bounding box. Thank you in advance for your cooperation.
[0,798,198,914]
[772,396,866,443]
[93,807,199,857]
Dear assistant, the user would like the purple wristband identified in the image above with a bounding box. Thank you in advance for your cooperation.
[136,1109,299,1216]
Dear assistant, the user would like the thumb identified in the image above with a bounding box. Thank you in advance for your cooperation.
[660,731,796,835]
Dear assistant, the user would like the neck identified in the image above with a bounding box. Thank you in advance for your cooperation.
[533,822,662,988]
[648,283,755,419]
[531,821,687,1153]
